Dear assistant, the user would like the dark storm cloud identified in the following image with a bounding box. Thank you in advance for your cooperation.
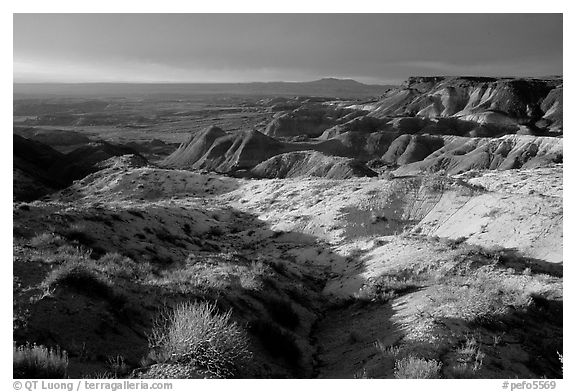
[13,13,562,83]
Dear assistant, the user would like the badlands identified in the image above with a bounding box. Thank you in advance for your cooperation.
[13,76,562,378]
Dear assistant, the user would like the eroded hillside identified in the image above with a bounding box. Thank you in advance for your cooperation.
[13,155,562,378]
[163,76,562,180]
[13,75,562,379]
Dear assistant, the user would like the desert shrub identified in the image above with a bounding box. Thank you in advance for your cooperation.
[445,336,485,378]
[458,336,485,364]
[97,252,152,280]
[43,262,126,307]
[394,356,442,379]
[433,267,535,324]
[35,244,92,265]
[60,224,94,247]
[374,341,402,358]
[107,355,129,378]
[238,260,272,291]
[13,343,68,378]
[29,233,64,249]
[355,274,419,303]
[53,245,92,263]
[249,320,300,366]
[149,301,251,378]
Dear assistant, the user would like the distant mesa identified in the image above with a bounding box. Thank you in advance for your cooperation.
[14,78,394,99]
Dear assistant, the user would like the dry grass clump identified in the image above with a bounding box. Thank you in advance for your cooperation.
[29,232,64,249]
[42,262,126,307]
[444,335,485,378]
[59,224,94,247]
[430,266,549,324]
[355,274,420,303]
[394,355,442,379]
[373,341,440,379]
[40,244,93,265]
[153,256,272,294]
[13,343,68,378]
[96,252,153,281]
[148,301,252,378]
[29,235,94,266]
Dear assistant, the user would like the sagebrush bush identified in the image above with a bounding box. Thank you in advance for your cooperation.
[42,245,93,265]
[97,252,152,280]
[60,224,94,247]
[433,267,535,324]
[394,356,442,379]
[13,343,68,378]
[29,233,64,249]
[149,301,252,378]
[43,262,126,307]
[356,274,419,303]
[445,336,485,378]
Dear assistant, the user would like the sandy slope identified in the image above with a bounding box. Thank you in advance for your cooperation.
[14,157,563,378]
[223,167,562,269]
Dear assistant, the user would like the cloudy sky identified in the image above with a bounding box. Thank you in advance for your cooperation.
[13,14,562,84]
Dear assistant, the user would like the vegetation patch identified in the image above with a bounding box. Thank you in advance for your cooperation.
[355,274,420,303]
[29,232,64,249]
[394,356,442,379]
[43,262,126,307]
[148,301,252,378]
[13,343,68,378]
[59,224,94,247]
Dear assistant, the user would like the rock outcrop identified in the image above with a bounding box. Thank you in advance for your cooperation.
[393,134,562,175]
[164,128,290,172]
[13,135,145,201]
[251,151,377,179]
[366,76,562,134]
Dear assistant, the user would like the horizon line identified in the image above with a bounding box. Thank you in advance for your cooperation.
[12,74,563,86]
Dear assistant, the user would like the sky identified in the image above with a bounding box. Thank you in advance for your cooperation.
[13,13,563,84]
